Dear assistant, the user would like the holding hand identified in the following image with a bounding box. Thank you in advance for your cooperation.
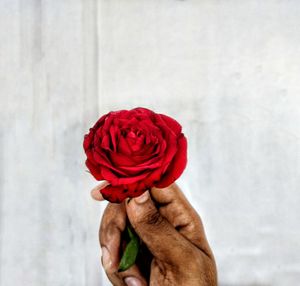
[92,183,217,286]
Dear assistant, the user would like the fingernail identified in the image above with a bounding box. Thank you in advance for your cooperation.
[101,247,112,270]
[124,277,142,286]
[134,191,149,204]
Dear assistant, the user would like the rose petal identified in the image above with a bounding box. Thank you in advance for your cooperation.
[109,151,136,167]
[109,125,119,151]
[100,185,129,203]
[100,134,111,151]
[101,165,120,182]
[85,148,97,165]
[127,182,139,193]
[155,134,187,188]
[93,151,128,176]
[159,114,182,135]
[85,159,104,180]
[83,130,95,151]
[115,160,161,175]
[159,130,178,170]
[100,182,147,203]
[112,171,149,185]
[138,118,160,134]
[92,113,108,130]
[97,114,114,141]
[111,149,162,171]
[118,135,133,155]
[100,162,150,186]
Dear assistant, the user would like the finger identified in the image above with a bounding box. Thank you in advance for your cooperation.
[90,181,110,201]
[100,203,126,273]
[152,184,213,258]
[100,203,147,286]
[151,183,182,205]
[125,190,194,264]
[101,246,124,286]
[158,200,213,258]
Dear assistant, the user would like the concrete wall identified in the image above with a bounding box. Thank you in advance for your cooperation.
[1,0,300,285]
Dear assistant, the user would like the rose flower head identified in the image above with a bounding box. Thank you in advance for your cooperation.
[83,107,187,203]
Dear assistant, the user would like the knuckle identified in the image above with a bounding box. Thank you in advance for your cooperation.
[101,204,126,232]
[188,213,202,231]
[140,209,165,227]
[101,204,114,224]
[187,220,199,234]
[99,221,121,247]
[193,211,202,223]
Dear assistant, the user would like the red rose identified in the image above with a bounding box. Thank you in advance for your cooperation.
[83,107,187,203]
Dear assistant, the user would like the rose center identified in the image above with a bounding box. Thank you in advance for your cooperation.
[121,128,145,152]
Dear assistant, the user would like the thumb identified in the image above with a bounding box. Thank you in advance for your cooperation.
[125,190,192,264]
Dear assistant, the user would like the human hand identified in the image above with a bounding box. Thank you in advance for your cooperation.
[92,183,217,286]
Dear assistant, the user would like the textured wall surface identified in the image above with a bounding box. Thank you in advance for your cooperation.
[1,1,300,285]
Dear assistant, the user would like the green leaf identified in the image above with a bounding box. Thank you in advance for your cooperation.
[127,224,135,240]
[118,226,139,272]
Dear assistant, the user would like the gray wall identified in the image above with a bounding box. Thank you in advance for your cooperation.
[1,0,300,285]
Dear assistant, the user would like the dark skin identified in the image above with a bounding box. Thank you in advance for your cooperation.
[91,183,217,286]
